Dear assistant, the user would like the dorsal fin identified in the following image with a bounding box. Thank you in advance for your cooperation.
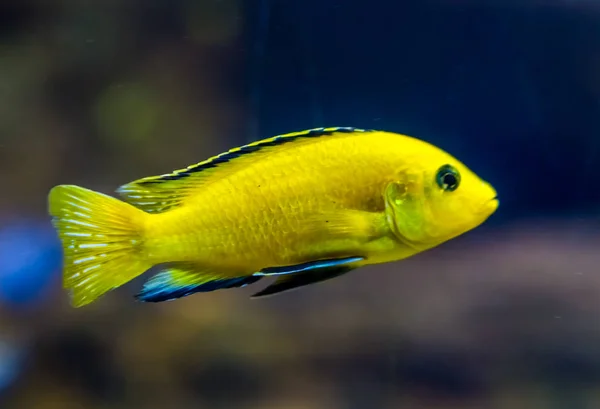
[117,127,371,213]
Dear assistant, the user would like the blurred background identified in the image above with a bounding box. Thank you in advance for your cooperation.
[1,0,600,408]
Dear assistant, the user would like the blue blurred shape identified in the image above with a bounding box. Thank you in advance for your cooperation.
[0,219,62,307]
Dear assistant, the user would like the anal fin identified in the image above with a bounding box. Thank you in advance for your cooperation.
[136,262,261,302]
[251,265,356,298]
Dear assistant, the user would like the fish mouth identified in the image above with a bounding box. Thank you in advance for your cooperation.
[481,196,499,215]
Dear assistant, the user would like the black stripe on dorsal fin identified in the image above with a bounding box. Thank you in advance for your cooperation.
[116,126,372,213]
[136,127,368,185]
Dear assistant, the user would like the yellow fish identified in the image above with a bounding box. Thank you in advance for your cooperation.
[48,127,498,307]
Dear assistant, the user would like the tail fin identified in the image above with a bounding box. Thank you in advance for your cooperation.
[48,185,152,307]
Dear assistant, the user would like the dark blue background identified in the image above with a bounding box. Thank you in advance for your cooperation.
[245,0,600,222]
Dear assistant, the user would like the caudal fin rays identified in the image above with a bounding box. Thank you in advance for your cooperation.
[49,185,152,307]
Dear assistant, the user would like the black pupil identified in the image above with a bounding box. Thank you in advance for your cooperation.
[436,164,460,191]
[442,172,457,188]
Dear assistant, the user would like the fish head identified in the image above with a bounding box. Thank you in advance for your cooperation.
[384,152,498,248]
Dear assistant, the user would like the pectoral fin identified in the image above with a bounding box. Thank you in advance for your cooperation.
[303,209,385,241]
[251,265,356,298]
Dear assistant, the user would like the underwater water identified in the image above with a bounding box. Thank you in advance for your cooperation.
[1,0,600,408]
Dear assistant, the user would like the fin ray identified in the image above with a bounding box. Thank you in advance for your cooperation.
[49,185,152,307]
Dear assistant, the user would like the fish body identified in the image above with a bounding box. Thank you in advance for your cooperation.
[48,127,498,307]
[145,129,416,268]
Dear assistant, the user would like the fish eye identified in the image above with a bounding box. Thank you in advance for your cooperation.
[436,164,461,192]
